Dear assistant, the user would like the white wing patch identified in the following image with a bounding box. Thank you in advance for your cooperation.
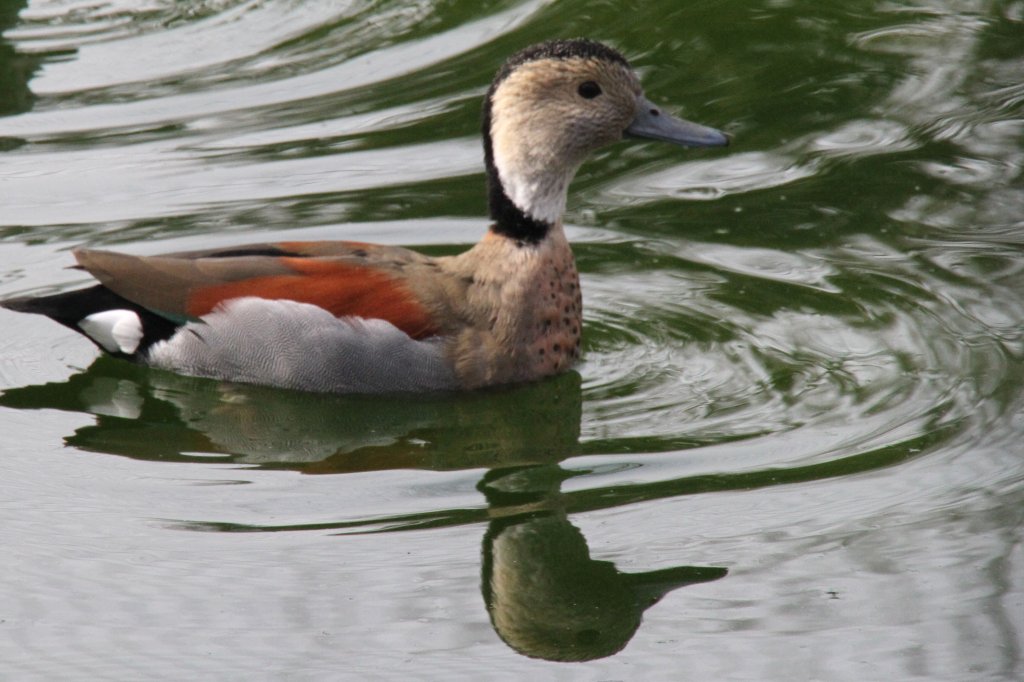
[78,309,144,354]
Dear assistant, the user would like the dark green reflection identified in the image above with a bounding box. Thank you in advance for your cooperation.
[0,355,581,469]
[1,354,953,525]
[1,349,955,661]
[2,356,951,661]
[0,1,37,119]
[1,360,730,661]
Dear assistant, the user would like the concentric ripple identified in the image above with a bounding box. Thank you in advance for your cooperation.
[577,230,1009,467]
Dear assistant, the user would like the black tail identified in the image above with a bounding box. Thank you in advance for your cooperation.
[2,285,181,356]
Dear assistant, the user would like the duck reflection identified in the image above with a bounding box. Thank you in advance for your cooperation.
[1,357,581,468]
[480,466,726,661]
[1,360,726,662]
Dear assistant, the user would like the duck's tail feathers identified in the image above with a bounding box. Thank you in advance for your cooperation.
[2,285,181,357]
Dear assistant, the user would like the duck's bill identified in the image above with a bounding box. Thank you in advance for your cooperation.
[626,96,729,148]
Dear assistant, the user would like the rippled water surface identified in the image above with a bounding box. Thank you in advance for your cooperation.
[1,0,1023,679]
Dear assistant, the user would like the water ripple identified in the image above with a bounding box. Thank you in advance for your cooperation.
[577,230,1011,475]
[598,152,819,204]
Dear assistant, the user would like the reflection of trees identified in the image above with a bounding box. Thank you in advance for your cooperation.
[0,357,583,468]
[1,359,729,661]
[7,351,958,662]
[0,333,947,665]
[9,353,961,662]
[0,2,37,117]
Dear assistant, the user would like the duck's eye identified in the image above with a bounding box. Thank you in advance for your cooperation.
[577,81,602,99]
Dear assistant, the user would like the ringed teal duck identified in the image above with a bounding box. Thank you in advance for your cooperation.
[2,39,729,394]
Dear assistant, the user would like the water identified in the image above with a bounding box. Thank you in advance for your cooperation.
[1,0,1022,678]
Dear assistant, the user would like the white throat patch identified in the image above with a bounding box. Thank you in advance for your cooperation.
[494,159,569,225]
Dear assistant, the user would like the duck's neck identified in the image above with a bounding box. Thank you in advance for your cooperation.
[483,102,577,245]
[484,161,560,244]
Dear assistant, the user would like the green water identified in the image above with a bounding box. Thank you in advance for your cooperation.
[1,0,1022,678]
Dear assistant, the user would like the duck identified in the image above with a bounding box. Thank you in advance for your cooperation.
[1,39,729,394]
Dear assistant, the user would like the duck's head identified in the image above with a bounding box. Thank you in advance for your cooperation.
[483,39,729,243]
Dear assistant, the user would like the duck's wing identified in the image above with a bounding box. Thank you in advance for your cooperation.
[154,239,428,263]
[74,241,443,340]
